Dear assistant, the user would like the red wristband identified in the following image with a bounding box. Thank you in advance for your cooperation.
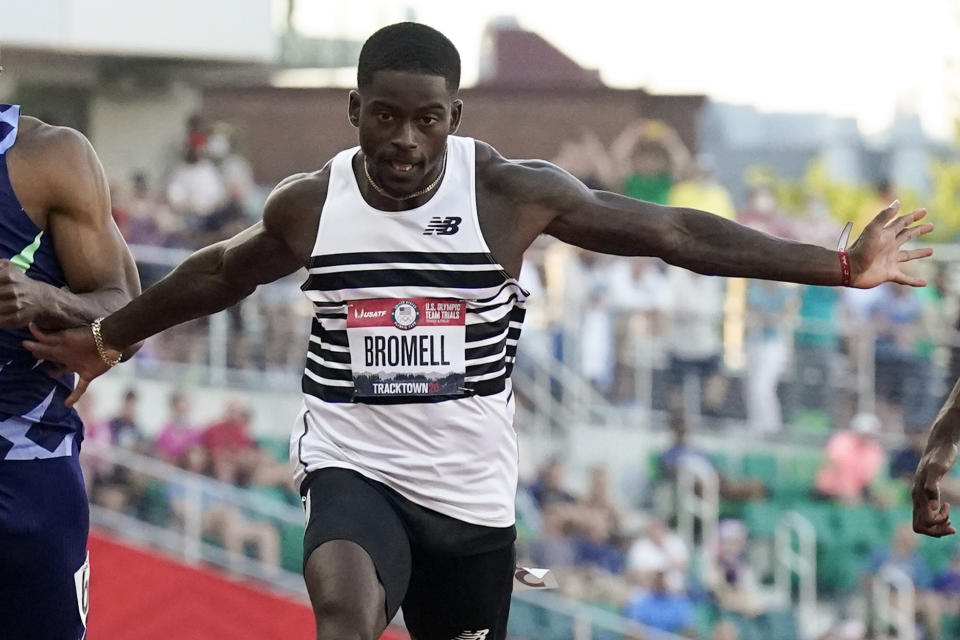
[838,250,851,286]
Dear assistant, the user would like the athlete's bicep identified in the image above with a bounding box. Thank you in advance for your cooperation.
[217,177,317,289]
[509,159,678,257]
[44,130,138,299]
[219,221,304,290]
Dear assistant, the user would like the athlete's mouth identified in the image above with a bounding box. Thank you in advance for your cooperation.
[390,161,415,173]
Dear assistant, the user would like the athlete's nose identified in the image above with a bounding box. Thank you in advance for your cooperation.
[392,121,417,150]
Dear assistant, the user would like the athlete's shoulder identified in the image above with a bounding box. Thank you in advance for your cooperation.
[14,116,95,164]
[473,139,578,204]
[262,161,332,231]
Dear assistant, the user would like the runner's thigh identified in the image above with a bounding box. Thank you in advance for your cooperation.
[302,467,413,621]
[402,543,515,640]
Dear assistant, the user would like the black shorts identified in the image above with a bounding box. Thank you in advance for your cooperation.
[301,467,516,640]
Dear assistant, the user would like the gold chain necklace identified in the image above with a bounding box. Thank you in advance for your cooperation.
[363,151,447,201]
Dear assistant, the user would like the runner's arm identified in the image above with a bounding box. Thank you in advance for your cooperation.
[509,159,931,288]
[3,127,140,330]
[96,176,313,351]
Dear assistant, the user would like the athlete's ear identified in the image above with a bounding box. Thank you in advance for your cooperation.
[449,99,463,134]
[348,90,361,128]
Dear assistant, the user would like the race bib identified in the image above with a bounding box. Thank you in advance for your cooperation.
[347,298,466,397]
[74,551,90,629]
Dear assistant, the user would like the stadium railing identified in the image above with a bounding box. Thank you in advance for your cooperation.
[83,442,689,640]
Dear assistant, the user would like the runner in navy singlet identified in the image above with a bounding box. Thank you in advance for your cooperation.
[0,91,140,638]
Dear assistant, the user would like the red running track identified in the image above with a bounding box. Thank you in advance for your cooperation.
[87,529,409,640]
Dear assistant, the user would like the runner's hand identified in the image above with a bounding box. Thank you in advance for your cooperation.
[848,201,933,288]
[913,452,958,538]
[22,323,114,406]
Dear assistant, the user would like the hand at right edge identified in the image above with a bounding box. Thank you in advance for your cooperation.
[913,457,958,537]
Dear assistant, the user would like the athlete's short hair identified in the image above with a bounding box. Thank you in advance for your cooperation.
[358,22,461,94]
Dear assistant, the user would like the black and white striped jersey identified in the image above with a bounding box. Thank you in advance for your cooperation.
[293,136,528,526]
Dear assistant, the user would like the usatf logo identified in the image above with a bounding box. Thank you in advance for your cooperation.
[423,216,462,235]
[391,300,420,330]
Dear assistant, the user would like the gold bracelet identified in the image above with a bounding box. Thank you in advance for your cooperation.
[91,317,122,367]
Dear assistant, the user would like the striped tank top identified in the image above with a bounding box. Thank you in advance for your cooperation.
[293,136,527,526]
[0,105,82,461]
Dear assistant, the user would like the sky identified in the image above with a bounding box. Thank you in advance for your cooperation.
[286,0,960,141]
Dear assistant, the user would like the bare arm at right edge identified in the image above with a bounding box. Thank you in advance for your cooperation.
[23,171,327,403]
[913,377,960,537]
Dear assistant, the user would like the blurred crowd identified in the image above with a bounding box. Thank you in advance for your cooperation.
[109,113,313,379]
[111,114,255,253]
[524,118,957,438]
[510,410,960,640]
[78,389,293,571]
[111,115,959,441]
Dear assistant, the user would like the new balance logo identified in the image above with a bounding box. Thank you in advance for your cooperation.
[451,631,489,640]
[423,216,462,235]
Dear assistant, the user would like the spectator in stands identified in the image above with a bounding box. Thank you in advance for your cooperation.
[706,519,765,618]
[165,144,229,248]
[663,266,726,418]
[870,282,926,433]
[605,257,671,402]
[623,562,696,635]
[201,398,289,490]
[84,389,147,511]
[814,413,886,505]
[573,511,624,574]
[203,397,257,484]
[527,504,577,570]
[116,172,184,251]
[575,251,616,395]
[108,389,145,451]
[625,517,689,593]
[89,389,148,513]
[529,458,577,509]
[152,391,202,465]
[576,465,626,542]
[933,552,960,606]
[668,154,736,221]
[185,113,209,155]
[744,281,794,433]
[204,123,254,244]
[712,619,741,640]
[167,443,281,570]
[575,119,691,201]
[549,131,608,191]
[74,392,111,496]
[865,523,942,638]
[791,285,842,429]
[815,620,866,640]
[615,120,690,203]
[738,185,797,239]
[660,414,766,502]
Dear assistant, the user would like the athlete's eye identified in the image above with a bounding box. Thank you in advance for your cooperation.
[420,116,439,126]
[375,112,393,123]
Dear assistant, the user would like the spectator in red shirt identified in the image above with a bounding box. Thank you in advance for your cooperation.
[202,398,255,455]
[202,398,257,485]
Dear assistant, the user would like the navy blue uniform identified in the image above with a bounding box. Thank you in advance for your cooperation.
[0,105,89,640]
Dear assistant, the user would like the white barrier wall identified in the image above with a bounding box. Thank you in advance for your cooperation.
[0,0,275,61]
[90,368,303,441]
